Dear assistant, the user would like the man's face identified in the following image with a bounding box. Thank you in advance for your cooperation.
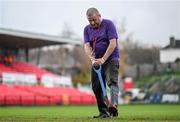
[87,14,101,29]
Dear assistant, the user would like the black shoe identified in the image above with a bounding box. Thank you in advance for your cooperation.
[108,105,118,117]
[93,113,110,118]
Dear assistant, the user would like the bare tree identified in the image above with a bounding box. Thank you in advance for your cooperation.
[113,18,133,76]
[60,22,74,38]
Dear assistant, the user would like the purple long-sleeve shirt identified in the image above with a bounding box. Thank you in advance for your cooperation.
[84,19,119,61]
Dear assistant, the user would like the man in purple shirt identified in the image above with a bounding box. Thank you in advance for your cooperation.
[84,8,120,118]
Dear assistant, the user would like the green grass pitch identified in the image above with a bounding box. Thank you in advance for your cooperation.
[0,104,180,122]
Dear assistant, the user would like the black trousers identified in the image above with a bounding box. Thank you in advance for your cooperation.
[91,60,119,114]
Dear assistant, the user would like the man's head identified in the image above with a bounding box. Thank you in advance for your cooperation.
[86,8,101,29]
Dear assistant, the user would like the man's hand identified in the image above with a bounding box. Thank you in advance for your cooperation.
[92,58,105,66]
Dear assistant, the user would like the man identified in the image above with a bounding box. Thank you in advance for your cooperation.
[83,8,120,118]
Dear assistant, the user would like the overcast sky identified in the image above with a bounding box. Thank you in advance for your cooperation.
[0,0,180,47]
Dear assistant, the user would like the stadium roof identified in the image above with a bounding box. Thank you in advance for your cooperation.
[0,28,81,49]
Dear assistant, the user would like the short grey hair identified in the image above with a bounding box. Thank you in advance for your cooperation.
[86,7,100,17]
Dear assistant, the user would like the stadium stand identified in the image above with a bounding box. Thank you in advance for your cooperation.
[0,28,96,106]
[0,60,96,106]
[11,61,49,80]
[0,61,52,85]
[0,84,96,106]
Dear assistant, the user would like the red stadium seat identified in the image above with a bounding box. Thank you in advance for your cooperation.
[0,84,96,105]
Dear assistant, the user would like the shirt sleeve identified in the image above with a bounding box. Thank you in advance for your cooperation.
[83,26,90,43]
[107,20,118,40]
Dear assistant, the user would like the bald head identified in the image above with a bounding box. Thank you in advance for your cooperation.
[86,7,100,17]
